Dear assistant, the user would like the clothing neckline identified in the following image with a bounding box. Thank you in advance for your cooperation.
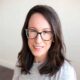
[33,62,42,65]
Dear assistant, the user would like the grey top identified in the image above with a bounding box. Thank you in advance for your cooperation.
[12,61,77,80]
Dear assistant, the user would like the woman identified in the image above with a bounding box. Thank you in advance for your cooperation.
[12,5,77,80]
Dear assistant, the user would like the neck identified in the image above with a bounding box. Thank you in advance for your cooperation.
[34,55,47,63]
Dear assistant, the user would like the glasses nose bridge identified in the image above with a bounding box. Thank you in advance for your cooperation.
[37,32,42,35]
[36,32,43,39]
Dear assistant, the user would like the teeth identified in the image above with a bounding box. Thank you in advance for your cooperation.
[35,46,42,48]
[34,46,43,48]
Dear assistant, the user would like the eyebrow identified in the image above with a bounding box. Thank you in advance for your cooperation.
[28,27,51,31]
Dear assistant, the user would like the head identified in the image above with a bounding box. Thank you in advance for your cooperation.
[27,12,53,63]
[18,5,65,75]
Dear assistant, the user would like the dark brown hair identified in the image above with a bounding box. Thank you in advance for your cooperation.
[18,5,66,76]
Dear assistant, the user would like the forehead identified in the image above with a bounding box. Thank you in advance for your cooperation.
[28,13,51,30]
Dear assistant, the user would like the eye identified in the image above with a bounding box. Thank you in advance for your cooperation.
[29,29,36,32]
[43,31,51,34]
[43,31,48,33]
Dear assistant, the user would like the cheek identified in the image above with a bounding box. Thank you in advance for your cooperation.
[45,41,52,50]
[28,39,52,52]
[28,39,34,49]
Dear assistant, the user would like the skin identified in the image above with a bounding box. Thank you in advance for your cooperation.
[28,13,53,63]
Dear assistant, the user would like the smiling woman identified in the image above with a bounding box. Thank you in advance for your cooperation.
[26,13,53,63]
[12,5,77,80]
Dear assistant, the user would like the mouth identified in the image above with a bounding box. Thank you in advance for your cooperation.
[33,46,44,51]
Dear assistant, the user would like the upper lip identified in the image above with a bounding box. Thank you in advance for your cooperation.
[34,45,43,47]
[35,46,43,47]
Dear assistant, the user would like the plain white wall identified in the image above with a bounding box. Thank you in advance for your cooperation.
[0,0,80,80]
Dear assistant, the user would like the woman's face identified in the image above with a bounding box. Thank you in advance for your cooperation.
[28,13,53,62]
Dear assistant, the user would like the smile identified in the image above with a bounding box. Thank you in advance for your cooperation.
[34,46,43,50]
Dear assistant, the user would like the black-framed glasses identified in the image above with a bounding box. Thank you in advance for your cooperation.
[25,29,53,41]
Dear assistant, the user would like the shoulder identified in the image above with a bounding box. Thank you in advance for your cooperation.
[62,60,75,72]
[59,60,77,80]
[12,62,21,80]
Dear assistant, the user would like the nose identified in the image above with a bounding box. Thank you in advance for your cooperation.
[35,34,43,43]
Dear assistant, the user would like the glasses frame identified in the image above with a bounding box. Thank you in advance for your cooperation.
[25,29,53,41]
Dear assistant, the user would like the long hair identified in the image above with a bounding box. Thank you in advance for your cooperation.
[18,5,66,76]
